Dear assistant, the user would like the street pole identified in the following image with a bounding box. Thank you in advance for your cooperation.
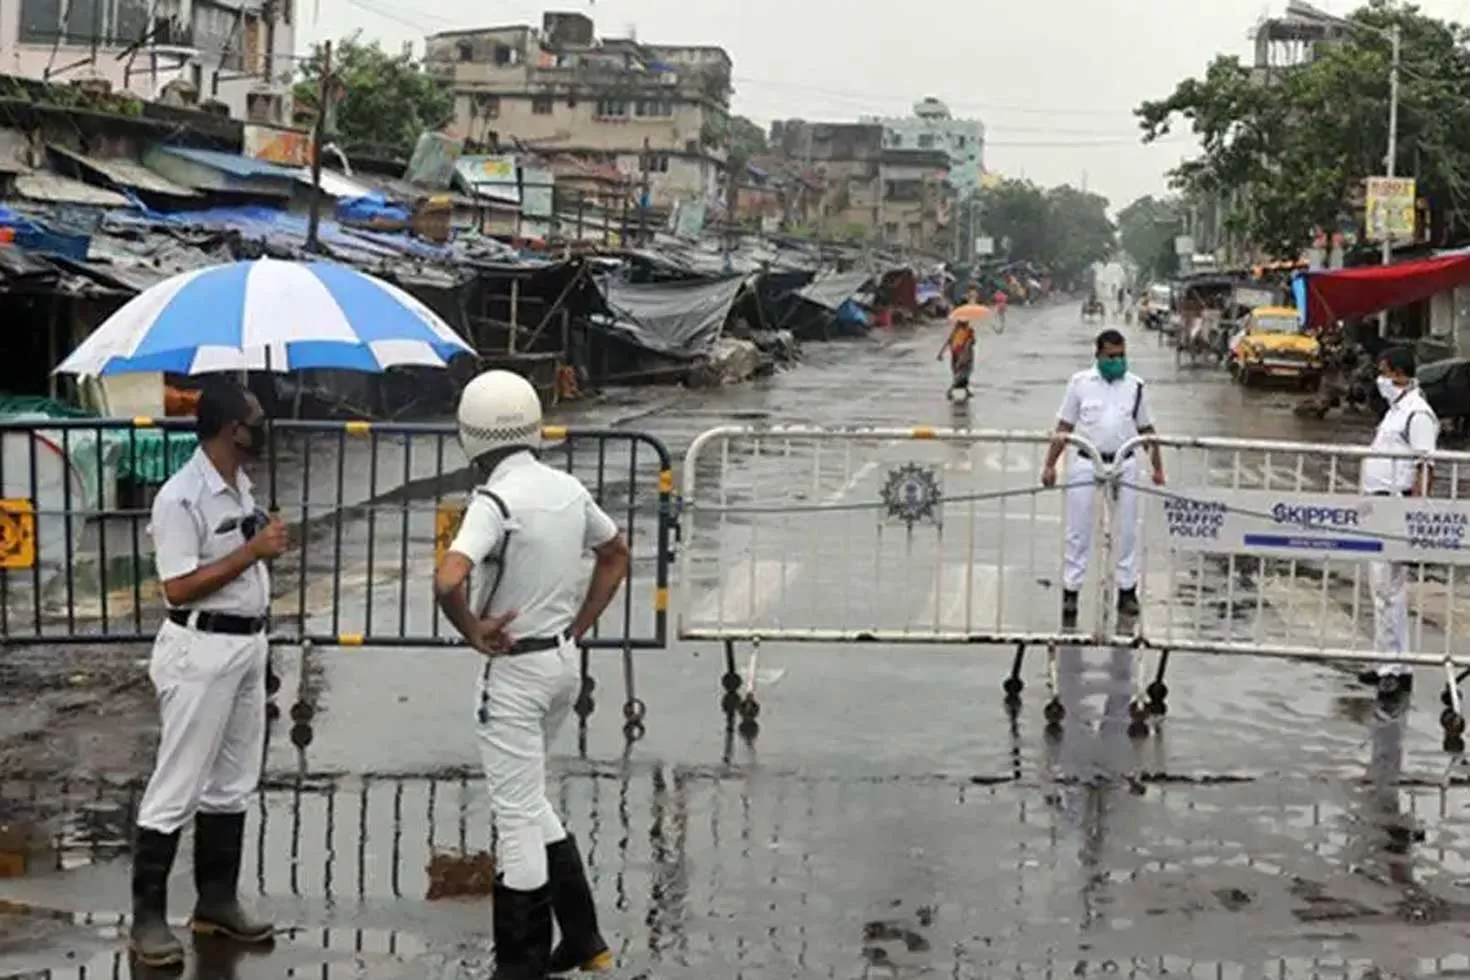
[305,39,332,254]
[1378,23,1400,338]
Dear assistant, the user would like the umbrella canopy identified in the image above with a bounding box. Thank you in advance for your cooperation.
[55,258,475,377]
[949,303,991,322]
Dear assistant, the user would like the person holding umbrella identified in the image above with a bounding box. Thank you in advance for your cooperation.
[130,378,283,967]
[939,287,988,398]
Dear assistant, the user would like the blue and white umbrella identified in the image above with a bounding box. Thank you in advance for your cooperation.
[55,258,475,377]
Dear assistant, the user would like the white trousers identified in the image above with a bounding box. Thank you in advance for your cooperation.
[1063,456,1139,592]
[475,640,578,891]
[1370,560,1410,676]
[136,621,268,834]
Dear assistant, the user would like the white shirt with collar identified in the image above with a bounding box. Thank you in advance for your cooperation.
[1362,384,1438,494]
[149,448,269,616]
[1057,366,1154,458]
[448,450,620,639]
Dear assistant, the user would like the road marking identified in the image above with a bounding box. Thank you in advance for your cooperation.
[688,558,802,627]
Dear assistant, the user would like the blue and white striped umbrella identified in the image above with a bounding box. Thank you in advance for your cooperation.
[55,258,475,377]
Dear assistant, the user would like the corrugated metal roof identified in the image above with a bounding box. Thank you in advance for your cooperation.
[48,144,198,197]
[12,173,130,208]
[294,168,373,199]
[156,146,300,180]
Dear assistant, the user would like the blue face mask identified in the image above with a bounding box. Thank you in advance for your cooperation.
[1097,355,1127,381]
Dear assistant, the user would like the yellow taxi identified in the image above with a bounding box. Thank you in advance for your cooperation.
[1227,305,1322,389]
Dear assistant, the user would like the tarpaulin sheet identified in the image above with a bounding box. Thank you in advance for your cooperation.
[594,274,748,357]
[797,271,873,311]
[1298,252,1470,328]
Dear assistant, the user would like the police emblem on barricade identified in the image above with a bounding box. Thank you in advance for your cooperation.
[880,463,942,527]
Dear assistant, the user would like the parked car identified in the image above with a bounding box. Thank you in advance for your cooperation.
[1227,306,1322,389]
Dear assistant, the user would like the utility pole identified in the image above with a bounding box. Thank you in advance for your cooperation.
[305,39,332,254]
[1378,23,1401,339]
[638,137,652,246]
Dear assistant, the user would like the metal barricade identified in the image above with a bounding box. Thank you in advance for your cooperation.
[1111,433,1470,750]
[0,417,675,739]
[677,424,1107,733]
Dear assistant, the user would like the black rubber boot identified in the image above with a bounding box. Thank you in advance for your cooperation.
[1116,587,1141,618]
[130,827,185,969]
[491,879,554,980]
[546,836,612,974]
[189,812,274,944]
[1061,590,1079,622]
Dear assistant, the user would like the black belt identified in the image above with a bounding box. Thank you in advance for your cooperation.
[504,631,571,655]
[1368,490,1405,497]
[1099,453,1116,463]
[168,609,267,635]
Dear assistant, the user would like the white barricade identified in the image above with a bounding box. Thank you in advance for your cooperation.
[677,425,1105,646]
[1114,434,1470,674]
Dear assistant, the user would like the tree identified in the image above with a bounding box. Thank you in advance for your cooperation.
[727,115,768,162]
[977,178,1115,280]
[1117,195,1182,280]
[295,34,454,159]
[1137,3,1470,258]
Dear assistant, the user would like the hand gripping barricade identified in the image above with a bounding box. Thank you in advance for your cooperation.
[0,416,678,745]
[676,423,1111,737]
[1111,433,1470,753]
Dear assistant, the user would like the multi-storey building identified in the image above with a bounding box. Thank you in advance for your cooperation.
[422,11,732,213]
[0,0,294,122]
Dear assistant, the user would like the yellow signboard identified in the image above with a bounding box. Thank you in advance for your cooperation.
[434,501,466,566]
[0,498,36,570]
[1365,176,1416,242]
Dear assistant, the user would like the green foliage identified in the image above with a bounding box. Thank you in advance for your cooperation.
[978,178,1115,280]
[295,33,454,158]
[1117,194,1181,279]
[1137,2,1470,257]
[727,115,768,162]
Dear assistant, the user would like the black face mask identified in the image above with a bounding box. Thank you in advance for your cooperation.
[235,419,268,460]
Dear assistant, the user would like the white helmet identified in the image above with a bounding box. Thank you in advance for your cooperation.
[456,369,542,462]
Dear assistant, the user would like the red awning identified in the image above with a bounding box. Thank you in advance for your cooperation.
[1301,251,1470,328]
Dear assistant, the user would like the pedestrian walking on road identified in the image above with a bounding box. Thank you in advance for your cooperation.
[434,370,630,979]
[130,379,282,968]
[1040,329,1166,624]
[1359,346,1438,703]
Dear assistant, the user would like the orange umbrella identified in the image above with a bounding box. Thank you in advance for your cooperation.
[949,303,991,322]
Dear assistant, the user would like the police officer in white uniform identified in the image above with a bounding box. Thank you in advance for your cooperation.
[434,370,630,980]
[1359,345,1437,701]
[131,379,284,967]
[1041,329,1166,622]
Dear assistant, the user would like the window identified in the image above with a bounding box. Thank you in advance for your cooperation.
[472,93,500,118]
[641,152,669,173]
[19,0,153,44]
[532,95,554,115]
[457,40,473,62]
[955,135,966,148]
[493,44,515,65]
[917,133,935,149]
[635,98,672,117]
[596,99,628,118]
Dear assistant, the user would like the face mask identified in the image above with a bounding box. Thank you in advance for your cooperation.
[235,419,267,460]
[1376,376,1403,402]
[1097,355,1127,382]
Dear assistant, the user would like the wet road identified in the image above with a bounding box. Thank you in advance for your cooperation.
[6,301,1470,978]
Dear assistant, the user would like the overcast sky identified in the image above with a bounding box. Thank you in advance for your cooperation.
[298,0,1470,211]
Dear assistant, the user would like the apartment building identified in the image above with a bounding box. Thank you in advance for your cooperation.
[422,11,732,212]
[863,97,983,196]
[1,0,295,122]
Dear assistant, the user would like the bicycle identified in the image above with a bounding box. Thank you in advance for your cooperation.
[991,307,1007,334]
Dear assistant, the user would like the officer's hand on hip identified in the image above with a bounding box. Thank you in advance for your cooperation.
[249,517,288,561]
[1040,464,1057,488]
[474,609,518,657]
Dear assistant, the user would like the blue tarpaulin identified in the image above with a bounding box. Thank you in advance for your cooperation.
[336,193,413,227]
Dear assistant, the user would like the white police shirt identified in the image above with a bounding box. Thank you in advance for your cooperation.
[1362,385,1438,494]
[1057,366,1154,458]
[447,451,620,639]
[149,449,269,616]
